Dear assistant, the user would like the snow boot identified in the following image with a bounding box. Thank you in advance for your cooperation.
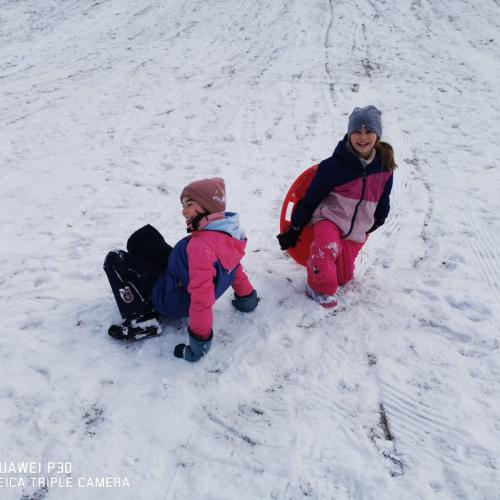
[306,284,338,309]
[108,315,162,341]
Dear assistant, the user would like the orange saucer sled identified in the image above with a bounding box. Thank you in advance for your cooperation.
[279,165,318,266]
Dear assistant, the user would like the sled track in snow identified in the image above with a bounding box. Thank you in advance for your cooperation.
[164,310,405,498]
[381,380,471,467]
[379,375,499,493]
[419,145,500,307]
[323,0,336,103]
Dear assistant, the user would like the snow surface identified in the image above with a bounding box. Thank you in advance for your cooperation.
[1,0,500,499]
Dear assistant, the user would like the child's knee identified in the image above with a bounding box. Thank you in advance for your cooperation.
[309,238,340,267]
[103,250,125,269]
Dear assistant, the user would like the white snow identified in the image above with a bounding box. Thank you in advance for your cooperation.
[1,0,499,499]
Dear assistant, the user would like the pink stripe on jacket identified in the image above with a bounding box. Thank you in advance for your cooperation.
[311,170,392,242]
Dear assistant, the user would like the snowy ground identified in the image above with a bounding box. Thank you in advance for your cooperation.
[1,0,500,499]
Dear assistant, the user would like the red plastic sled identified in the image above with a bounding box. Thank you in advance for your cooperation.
[279,164,318,266]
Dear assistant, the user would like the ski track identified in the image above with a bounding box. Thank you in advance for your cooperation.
[1,0,500,498]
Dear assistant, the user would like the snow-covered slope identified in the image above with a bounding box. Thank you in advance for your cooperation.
[1,0,499,498]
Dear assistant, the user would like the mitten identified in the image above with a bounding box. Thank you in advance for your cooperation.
[174,343,186,358]
[277,225,302,250]
[232,289,259,312]
[174,329,213,362]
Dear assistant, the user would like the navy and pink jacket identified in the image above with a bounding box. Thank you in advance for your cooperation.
[151,213,254,339]
[292,135,393,242]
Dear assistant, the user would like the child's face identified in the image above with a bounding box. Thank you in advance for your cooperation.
[181,197,205,224]
[350,129,378,159]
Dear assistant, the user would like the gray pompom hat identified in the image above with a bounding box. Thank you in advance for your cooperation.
[347,105,382,138]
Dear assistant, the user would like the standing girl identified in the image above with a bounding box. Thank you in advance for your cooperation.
[103,177,258,361]
[277,105,396,307]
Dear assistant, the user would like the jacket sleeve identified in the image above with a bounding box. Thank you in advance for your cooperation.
[231,264,254,297]
[369,174,393,232]
[291,157,336,229]
[186,239,216,339]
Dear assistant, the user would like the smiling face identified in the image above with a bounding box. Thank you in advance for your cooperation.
[181,197,205,225]
[349,129,378,159]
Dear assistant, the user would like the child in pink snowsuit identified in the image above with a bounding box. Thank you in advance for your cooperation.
[104,177,259,362]
[277,106,397,308]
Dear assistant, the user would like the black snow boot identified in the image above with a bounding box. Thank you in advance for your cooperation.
[108,314,162,341]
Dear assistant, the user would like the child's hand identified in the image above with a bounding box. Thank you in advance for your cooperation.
[174,329,213,362]
[277,226,302,250]
[367,219,384,233]
[232,290,259,312]
[174,344,186,358]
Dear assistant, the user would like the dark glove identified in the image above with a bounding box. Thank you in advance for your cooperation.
[174,330,213,362]
[232,290,259,312]
[277,225,302,250]
[367,219,384,234]
[174,343,186,358]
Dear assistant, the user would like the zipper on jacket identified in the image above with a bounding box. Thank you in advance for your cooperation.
[342,166,367,239]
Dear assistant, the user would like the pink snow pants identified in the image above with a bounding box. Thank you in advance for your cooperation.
[307,220,365,296]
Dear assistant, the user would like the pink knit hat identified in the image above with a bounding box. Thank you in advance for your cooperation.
[180,177,226,214]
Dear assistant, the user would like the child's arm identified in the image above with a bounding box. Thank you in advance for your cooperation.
[231,264,258,313]
[186,239,217,339]
[291,158,335,229]
[231,265,254,297]
[369,174,393,233]
[277,158,335,250]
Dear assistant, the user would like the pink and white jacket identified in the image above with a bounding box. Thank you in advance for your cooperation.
[291,136,394,242]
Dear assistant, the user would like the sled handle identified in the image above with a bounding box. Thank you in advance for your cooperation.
[279,164,318,233]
